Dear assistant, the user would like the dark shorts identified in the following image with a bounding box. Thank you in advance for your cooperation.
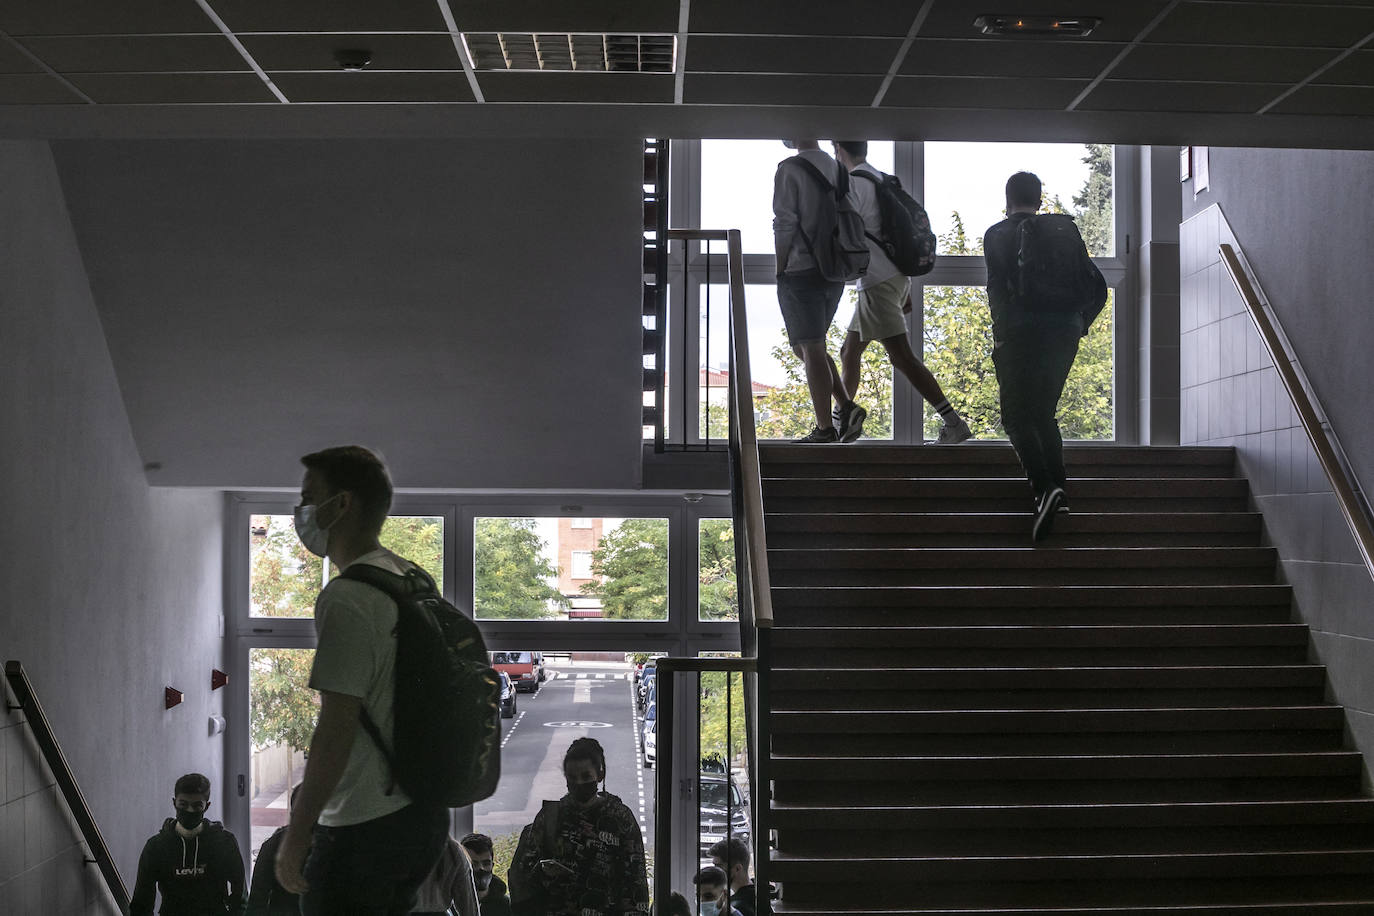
[301,803,448,916]
[777,269,845,345]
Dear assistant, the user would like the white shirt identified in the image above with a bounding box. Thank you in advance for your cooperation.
[772,148,850,275]
[309,547,414,827]
[850,162,901,289]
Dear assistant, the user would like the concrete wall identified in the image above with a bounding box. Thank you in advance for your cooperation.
[1180,147,1374,762]
[0,142,226,914]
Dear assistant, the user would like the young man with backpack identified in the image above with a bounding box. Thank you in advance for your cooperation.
[275,445,452,915]
[832,141,972,445]
[984,172,1108,542]
[772,139,869,443]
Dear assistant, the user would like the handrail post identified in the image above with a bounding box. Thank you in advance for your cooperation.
[653,662,676,912]
[5,661,130,915]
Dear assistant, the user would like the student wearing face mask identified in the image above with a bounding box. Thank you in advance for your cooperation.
[460,833,513,916]
[692,867,742,916]
[508,738,650,915]
[130,773,247,916]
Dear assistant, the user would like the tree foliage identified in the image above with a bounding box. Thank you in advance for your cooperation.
[700,671,748,767]
[581,519,669,620]
[473,517,568,620]
[698,519,738,621]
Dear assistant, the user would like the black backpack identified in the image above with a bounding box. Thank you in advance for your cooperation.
[788,157,871,283]
[1012,213,1103,317]
[850,169,937,277]
[340,563,501,808]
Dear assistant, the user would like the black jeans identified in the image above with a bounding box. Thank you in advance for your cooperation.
[992,325,1081,501]
[301,803,448,916]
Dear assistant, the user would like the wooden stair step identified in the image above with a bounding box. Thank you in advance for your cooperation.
[770,902,1374,914]
[760,443,1236,468]
[763,477,1248,498]
[770,584,1293,609]
[769,547,1276,571]
[772,666,1327,691]
[772,730,1348,757]
[770,706,1345,734]
[772,625,1308,649]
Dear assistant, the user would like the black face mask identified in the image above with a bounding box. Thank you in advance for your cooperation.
[567,781,599,804]
[175,809,205,830]
[472,870,493,892]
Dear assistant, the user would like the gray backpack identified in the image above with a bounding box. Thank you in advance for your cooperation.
[789,157,870,283]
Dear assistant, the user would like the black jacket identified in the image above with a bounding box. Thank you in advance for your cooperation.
[245,827,299,916]
[480,874,514,916]
[131,818,246,916]
[983,211,1106,343]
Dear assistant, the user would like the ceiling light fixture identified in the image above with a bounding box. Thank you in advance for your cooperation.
[973,14,1100,37]
[333,48,372,71]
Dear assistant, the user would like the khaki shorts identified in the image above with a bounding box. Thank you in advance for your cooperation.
[848,273,911,343]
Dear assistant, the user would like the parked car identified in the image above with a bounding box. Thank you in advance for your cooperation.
[638,666,657,707]
[498,672,518,718]
[641,718,656,768]
[698,773,750,854]
[490,651,546,693]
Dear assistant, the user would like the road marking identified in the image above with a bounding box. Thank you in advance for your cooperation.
[630,674,650,841]
[542,720,612,728]
[500,710,526,749]
[574,681,591,704]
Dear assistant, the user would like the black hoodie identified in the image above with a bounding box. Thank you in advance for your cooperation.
[131,817,246,916]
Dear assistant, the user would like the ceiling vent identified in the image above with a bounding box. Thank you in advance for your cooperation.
[973,15,1101,37]
[461,33,676,73]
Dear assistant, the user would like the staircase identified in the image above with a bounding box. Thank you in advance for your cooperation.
[761,444,1374,914]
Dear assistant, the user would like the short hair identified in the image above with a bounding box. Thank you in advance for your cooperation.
[460,833,494,857]
[660,891,693,916]
[1005,171,1042,209]
[708,836,751,870]
[288,784,302,810]
[693,865,728,889]
[564,737,606,778]
[299,445,393,533]
[174,773,210,797]
[834,141,867,159]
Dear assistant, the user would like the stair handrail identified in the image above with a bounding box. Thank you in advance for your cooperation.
[1219,243,1374,582]
[5,660,130,915]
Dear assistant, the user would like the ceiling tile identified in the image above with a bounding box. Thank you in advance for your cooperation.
[270,71,474,102]
[1314,48,1374,85]
[452,0,680,33]
[684,72,883,105]
[1076,79,1280,112]
[479,71,672,103]
[918,0,1175,42]
[1112,42,1336,82]
[1147,1,1374,47]
[689,0,916,37]
[882,75,1087,109]
[19,35,248,73]
[686,35,902,74]
[66,72,277,104]
[0,0,215,36]
[0,38,43,73]
[209,0,447,33]
[901,38,1123,79]
[0,73,86,103]
[240,34,462,72]
[1269,83,1374,115]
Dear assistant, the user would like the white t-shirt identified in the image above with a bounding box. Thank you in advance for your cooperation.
[850,162,901,289]
[309,547,414,827]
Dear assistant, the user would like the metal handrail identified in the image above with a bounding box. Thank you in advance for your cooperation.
[5,660,130,915]
[1219,243,1374,581]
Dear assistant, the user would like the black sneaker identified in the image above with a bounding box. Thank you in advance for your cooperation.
[835,401,868,443]
[1032,487,1065,542]
[795,425,840,444]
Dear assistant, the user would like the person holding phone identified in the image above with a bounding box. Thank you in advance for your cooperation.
[508,738,650,915]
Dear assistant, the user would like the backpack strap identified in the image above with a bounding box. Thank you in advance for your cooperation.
[788,155,849,202]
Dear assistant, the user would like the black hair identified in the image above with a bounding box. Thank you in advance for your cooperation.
[460,833,494,856]
[835,141,868,159]
[563,737,607,779]
[708,836,751,870]
[288,783,302,810]
[693,865,728,888]
[300,445,393,533]
[174,773,210,797]
[660,891,693,916]
[1005,171,1043,209]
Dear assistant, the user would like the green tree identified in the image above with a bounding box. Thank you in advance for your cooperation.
[700,671,748,767]
[1073,143,1114,257]
[581,519,669,620]
[698,519,738,621]
[474,517,568,620]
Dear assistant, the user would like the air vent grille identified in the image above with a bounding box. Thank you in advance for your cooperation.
[461,33,676,73]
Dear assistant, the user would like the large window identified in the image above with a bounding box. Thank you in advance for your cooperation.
[665,140,1131,445]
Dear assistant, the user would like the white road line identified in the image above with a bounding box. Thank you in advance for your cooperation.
[500,710,526,749]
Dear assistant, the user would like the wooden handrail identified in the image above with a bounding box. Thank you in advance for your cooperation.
[1219,243,1374,581]
[5,660,130,915]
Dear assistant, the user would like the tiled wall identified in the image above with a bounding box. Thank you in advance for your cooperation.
[1,681,119,915]
[1181,203,1374,765]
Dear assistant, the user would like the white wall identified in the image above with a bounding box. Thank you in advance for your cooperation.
[48,138,646,491]
[0,141,226,914]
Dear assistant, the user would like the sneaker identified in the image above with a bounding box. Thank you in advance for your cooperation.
[795,425,840,444]
[835,402,868,443]
[935,415,973,445]
[1033,487,1065,542]
[1057,500,1071,515]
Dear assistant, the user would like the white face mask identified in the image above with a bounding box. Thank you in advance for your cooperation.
[700,900,721,916]
[293,494,339,558]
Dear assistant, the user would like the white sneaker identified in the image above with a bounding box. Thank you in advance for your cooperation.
[935,416,973,444]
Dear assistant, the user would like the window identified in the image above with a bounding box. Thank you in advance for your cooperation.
[698,519,737,622]
[571,518,593,529]
[570,550,594,580]
[248,647,314,863]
